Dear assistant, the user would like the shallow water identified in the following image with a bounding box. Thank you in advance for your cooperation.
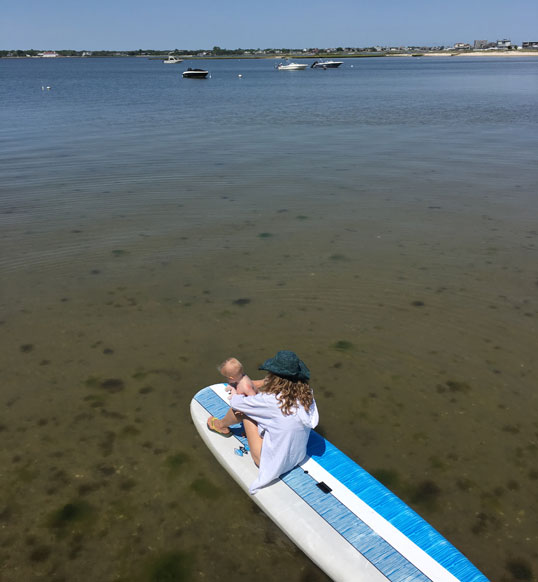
[1,56,537,582]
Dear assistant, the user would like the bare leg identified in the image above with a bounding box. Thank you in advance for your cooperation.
[209,409,263,465]
[243,418,263,467]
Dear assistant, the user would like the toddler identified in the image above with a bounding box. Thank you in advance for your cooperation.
[218,357,257,397]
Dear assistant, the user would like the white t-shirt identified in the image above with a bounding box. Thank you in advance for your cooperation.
[230,392,319,494]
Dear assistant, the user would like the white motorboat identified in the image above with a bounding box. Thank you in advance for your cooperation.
[163,55,183,64]
[311,60,343,69]
[276,62,308,70]
[182,68,209,79]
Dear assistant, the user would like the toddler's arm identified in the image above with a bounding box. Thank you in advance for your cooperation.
[236,375,257,396]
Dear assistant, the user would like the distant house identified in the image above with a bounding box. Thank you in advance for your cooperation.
[454,43,471,50]
[496,39,512,49]
[38,51,58,58]
[522,41,538,49]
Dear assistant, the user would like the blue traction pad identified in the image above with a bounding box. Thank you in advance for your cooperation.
[194,387,489,582]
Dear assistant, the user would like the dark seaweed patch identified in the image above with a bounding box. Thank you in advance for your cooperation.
[165,453,190,476]
[445,380,472,394]
[506,558,533,580]
[119,478,137,491]
[29,545,51,563]
[456,478,474,492]
[411,300,425,307]
[139,386,154,394]
[99,378,125,393]
[99,431,116,456]
[232,298,251,306]
[409,480,441,505]
[120,425,140,437]
[0,506,13,524]
[78,482,101,496]
[20,344,34,353]
[258,232,273,238]
[190,477,221,499]
[48,500,94,529]
[147,551,194,582]
[101,408,126,420]
[332,340,354,351]
[471,512,499,535]
[502,424,520,434]
[96,464,116,476]
[528,469,538,480]
[84,377,99,388]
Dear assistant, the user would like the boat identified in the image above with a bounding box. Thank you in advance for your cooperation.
[182,68,209,79]
[311,60,343,69]
[163,55,183,64]
[276,62,308,70]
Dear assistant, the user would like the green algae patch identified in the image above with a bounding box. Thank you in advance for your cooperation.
[47,500,95,534]
[100,378,125,393]
[132,370,148,380]
[190,477,222,499]
[120,424,141,437]
[164,452,191,479]
[146,550,195,582]
[446,380,472,394]
[332,340,354,351]
[84,376,100,388]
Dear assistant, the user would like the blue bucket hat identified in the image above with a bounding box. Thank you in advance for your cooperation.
[258,350,310,382]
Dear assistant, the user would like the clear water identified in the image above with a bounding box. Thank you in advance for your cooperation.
[1,56,537,582]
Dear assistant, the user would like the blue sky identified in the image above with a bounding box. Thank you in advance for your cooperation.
[2,0,537,50]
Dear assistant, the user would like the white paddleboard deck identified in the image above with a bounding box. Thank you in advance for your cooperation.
[191,384,489,582]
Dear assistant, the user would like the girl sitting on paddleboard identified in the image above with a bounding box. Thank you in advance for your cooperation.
[207,350,319,494]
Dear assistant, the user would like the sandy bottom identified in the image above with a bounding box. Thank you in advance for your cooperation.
[1,180,537,581]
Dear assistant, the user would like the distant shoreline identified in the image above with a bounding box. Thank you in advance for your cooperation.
[2,51,537,60]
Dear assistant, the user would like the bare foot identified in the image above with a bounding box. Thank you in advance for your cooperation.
[207,416,231,436]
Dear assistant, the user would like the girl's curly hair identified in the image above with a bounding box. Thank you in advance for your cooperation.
[261,373,313,415]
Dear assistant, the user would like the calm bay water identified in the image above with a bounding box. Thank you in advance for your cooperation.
[1,56,537,582]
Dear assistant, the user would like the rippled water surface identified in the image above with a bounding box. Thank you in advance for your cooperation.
[1,56,537,582]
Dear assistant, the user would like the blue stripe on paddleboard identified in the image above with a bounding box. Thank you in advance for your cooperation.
[194,387,488,582]
[281,466,431,582]
[306,433,488,582]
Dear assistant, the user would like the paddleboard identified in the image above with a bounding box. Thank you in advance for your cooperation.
[191,384,489,582]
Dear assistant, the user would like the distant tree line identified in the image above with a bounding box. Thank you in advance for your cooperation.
[1,47,386,58]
